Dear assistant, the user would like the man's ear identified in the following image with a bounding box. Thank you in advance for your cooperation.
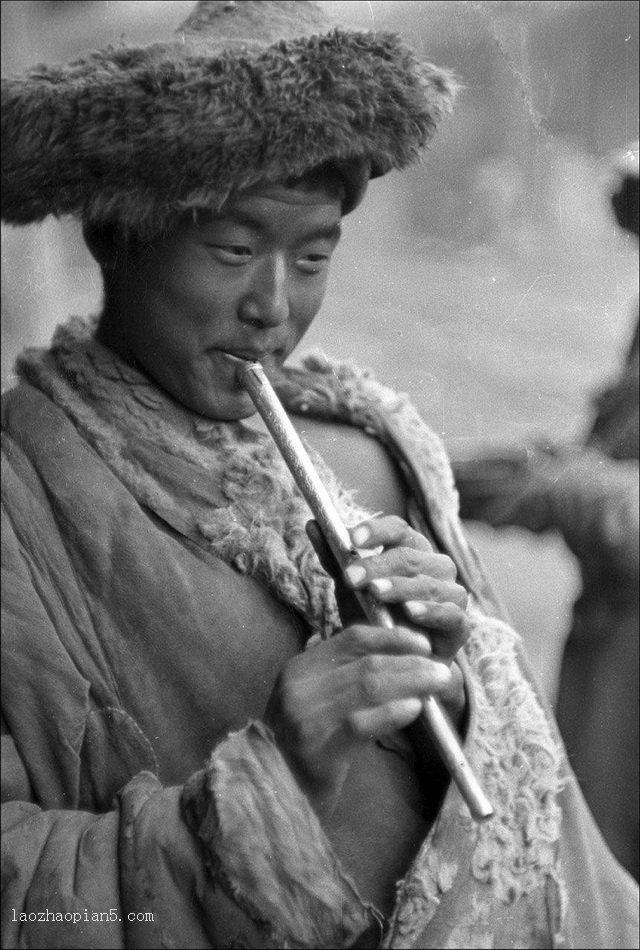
[82,221,126,271]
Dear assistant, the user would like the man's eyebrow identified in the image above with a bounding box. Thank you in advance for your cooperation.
[302,223,342,243]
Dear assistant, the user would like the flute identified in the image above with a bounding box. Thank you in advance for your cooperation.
[237,360,494,824]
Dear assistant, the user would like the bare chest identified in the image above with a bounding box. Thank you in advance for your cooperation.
[244,407,407,517]
[289,413,408,519]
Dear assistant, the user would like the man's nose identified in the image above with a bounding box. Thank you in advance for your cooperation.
[238,255,290,328]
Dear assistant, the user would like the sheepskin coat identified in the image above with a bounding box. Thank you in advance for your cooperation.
[2,319,638,949]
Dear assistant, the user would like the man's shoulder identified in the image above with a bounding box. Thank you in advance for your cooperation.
[280,352,408,416]
[289,411,409,518]
[1,383,69,516]
[2,379,88,456]
[1,380,113,524]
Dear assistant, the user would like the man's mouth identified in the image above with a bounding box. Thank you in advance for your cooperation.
[219,347,284,366]
[217,349,284,387]
[221,350,261,364]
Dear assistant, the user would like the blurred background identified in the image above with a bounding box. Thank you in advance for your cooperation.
[2,0,639,701]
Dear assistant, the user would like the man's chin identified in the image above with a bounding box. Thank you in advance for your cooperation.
[190,392,257,423]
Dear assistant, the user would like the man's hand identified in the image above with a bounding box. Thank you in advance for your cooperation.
[265,516,470,802]
[340,516,470,666]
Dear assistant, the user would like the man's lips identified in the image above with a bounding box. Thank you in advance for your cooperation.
[216,349,283,387]
[220,350,261,364]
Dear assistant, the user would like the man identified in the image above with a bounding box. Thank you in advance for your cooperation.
[2,2,638,948]
[453,144,640,880]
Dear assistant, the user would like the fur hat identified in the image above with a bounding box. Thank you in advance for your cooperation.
[1,0,458,236]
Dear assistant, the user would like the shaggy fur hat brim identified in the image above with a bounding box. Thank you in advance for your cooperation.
[1,4,458,235]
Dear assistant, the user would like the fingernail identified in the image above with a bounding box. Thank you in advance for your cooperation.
[345,564,367,587]
[405,600,427,619]
[433,664,452,685]
[370,578,392,596]
[351,525,370,547]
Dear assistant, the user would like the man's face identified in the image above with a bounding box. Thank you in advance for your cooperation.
[111,183,342,420]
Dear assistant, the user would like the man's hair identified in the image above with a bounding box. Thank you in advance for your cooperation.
[82,220,133,291]
[284,164,348,204]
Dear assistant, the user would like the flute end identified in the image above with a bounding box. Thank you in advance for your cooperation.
[471,800,495,823]
[223,353,261,387]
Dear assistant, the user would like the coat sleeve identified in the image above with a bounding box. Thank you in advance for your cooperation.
[1,727,378,950]
[1,451,378,950]
[1,741,265,949]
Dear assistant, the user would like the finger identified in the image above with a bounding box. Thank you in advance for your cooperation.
[403,601,470,658]
[339,623,433,659]
[367,575,468,610]
[437,661,467,722]
[348,652,451,711]
[348,698,424,739]
[347,659,457,738]
[349,516,432,553]
[345,550,457,588]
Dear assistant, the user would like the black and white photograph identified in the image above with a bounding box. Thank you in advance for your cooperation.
[2,1,638,947]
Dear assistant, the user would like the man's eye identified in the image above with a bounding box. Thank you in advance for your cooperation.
[208,245,252,264]
[297,253,331,274]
